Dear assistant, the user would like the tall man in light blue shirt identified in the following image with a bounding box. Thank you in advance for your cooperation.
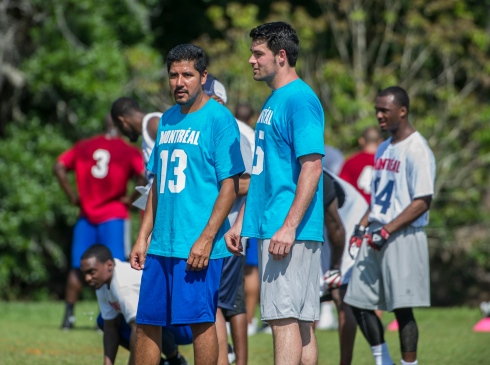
[225,22,325,365]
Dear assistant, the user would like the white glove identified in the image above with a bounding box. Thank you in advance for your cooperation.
[324,269,341,290]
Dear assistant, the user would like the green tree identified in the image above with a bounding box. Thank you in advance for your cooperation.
[0,0,163,299]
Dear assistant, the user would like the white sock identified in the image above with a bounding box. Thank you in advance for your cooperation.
[401,360,418,365]
[317,301,338,329]
[371,343,393,365]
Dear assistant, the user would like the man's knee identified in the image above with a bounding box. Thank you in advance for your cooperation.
[268,317,298,327]
[350,306,385,346]
[190,322,215,339]
[137,323,161,341]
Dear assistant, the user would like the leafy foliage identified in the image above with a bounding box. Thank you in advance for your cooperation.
[1,0,489,302]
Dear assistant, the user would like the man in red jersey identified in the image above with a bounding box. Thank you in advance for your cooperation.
[54,115,145,330]
[339,127,383,204]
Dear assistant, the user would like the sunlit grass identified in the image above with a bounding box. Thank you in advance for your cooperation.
[1,301,489,364]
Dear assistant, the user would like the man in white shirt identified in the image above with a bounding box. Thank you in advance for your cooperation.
[344,86,436,365]
[80,244,191,365]
[110,97,162,209]
[204,74,256,365]
[320,169,368,365]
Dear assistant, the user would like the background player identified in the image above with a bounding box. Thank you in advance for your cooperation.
[54,115,145,330]
[235,103,254,128]
[321,169,368,365]
[344,86,436,365]
[80,244,191,365]
[323,144,345,175]
[110,97,162,209]
[203,74,255,365]
[233,102,260,337]
[226,22,325,365]
[130,44,244,365]
[339,127,383,204]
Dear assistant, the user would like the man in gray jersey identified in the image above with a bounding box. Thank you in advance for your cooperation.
[344,86,436,365]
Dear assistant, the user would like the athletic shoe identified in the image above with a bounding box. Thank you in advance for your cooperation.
[259,323,272,334]
[316,302,338,330]
[247,317,258,336]
[480,301,490,317]
[161,352,188,365]
[61,314,75,330]
[228,343,236,364]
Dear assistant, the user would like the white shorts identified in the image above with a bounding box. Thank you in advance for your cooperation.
[344,223,430,312]
[259,239,321,322]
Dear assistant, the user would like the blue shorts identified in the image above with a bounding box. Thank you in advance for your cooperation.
[97,314,192,350]
[245,238,259,267]
[71,217,129,268]
[136,254,224,326]
[218,255,245,311]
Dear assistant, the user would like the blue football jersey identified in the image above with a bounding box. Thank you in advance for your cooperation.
[242,79,325,242]
[147,99,245,259]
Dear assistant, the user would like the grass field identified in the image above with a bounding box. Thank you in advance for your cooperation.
[1,301,489,364]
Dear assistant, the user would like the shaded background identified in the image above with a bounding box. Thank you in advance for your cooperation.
[1,0,490,305]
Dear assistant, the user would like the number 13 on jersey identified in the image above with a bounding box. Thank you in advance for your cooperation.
[160,149,187,193]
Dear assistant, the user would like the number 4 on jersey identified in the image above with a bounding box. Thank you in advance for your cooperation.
[373,178,394,214]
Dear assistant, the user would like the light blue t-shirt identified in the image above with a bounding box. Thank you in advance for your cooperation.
[147,99,245,259]
[242,79,325,242]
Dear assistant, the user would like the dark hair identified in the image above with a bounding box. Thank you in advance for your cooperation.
[81,244,113,263]
[249,22,299,67]
[235,103,253,122]
[110,97,141,124]
[166,44,207,75]
[362,126,381,144]
[378,86,410,111]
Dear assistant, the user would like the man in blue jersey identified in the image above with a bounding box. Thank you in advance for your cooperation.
[130,44,245,365]
[225,22,325,365]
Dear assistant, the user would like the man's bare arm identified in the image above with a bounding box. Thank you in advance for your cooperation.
[269,153,323,260]
[147,116,161,141]
[325,197,345,270]
[237,174,250,196]
[130,181,158,270]
[383,196,432,234]
[103,317,121,365]
[53,162,79,206]
[127,321,137,365]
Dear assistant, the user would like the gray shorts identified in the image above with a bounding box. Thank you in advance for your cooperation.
[258,239,321,322]
[344,223,430,312]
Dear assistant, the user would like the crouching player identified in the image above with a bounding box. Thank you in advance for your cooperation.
[80,244,191,365]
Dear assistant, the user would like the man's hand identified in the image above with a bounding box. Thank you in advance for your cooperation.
[130,238,148,270]
[69,193,80,207]
[119,196,132,207]
[348,224,365,259]
[224,224,243,256]
[324,269,342,290]
[269,226,296,261]
[187,236,213,271]
[364,227,391,251]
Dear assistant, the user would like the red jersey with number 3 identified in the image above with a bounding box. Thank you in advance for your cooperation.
[58,135,144,224]
[339,151,375,204]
